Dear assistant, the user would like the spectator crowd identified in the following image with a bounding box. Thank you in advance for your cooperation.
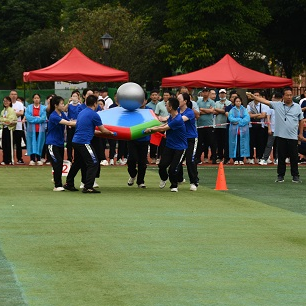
[1,86,305,190]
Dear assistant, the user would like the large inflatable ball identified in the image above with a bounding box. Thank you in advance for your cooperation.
[117,82,145,111]
[96,107,161,141]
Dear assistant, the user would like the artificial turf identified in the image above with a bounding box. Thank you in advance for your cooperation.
[0,165,305,305]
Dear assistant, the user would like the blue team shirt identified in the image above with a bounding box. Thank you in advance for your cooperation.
[166,113,187,150]
[67,104,79,120]
[179,107,198,139]
[73,107,102,144]
[46,111,69,147]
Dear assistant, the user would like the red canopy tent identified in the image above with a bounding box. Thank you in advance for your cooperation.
[23,47,129,82]
[161,54,292,88]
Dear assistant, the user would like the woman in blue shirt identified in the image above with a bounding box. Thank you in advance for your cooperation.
[177,93,199,191]
[46,96,76,191]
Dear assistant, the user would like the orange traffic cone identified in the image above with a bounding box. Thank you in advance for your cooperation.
[214,162,228,190]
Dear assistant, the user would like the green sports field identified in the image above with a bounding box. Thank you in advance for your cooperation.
[0,165,305,306]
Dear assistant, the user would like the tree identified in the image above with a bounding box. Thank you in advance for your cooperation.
[0,0,62,86]
[159,0,271,74]
[261,0,306,78]
[62,5,161,85]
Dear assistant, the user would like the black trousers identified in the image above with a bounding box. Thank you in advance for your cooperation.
[177,138,198,185]
[195,127,216,161]
[66,142,99,189]
[276,137,299,177]
[150,143,158,159]
[249,125,267,159]
[13,129,23,160]
[117,140,128,159]
[80,136,103,182]
[66,126,76,162]
[159,146,185,188]
[127,140,149,185]
[215,128,227,160]
[48,145,64,188]
[2,128,14,164]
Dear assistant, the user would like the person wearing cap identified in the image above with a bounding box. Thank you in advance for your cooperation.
[195,87,217,164]
[214,89,231,163]
[100,87,114,109]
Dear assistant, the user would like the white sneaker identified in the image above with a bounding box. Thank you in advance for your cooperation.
[285,158,290,164]
[170,187,178,192]
[267,157,273,164]
[40,158,46,163]
[156,159,160,165]
[29,160,36,166]
[234,161,239,165]
[138,184,146,188]
[121,158,127,165]
[190,184,197,191]
[239,161,244,165]
[36,160,43,166]
[274,159,278,165]
[110,159,114,165]
[93,180,99,188]
[151,158,156,164]
[204,158,209,163]
[116,158,122,165]
[259,159,267,165]
[249,159,255,164]
[100,160,109,166]
[159,180,166,189]
[128,177,136,186]
[53,187,65,191]
[80,182,84,189]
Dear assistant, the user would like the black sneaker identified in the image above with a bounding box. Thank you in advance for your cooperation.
[292,176,302,183]
[17,160,25,164]
[82,188,101,193]
[63,184,79,191]
[275,176,284,183]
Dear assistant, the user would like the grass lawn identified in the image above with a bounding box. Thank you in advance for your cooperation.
[0,165,305,306]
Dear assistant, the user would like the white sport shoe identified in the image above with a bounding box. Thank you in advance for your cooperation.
[53,187,65,191]
[109,159,114,165]
[93,180,99,188]
[100,160,109,166]
[234,161,239,165]
[170,187,178,192]
[138,184,146,188]
[36,160,43,166]
[274,159,278,165]
[190,184,197,191]
[40,158,46,163]
[239,161,244,165]
[29,160,36,166]
[267,157,273,164]
[156,159,160,165]
[204,158,209,163]
[80,182,84,189]
[128,177,136,186]
[249,159,255,164]
[285,158,290,163]
[259,159,267,166]
[159,180,166,189]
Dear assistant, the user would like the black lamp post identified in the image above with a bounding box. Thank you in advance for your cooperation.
[101,33,113,66]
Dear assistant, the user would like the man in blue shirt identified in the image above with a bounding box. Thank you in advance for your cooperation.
[64,95,116,193]
[144,97,187,192]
